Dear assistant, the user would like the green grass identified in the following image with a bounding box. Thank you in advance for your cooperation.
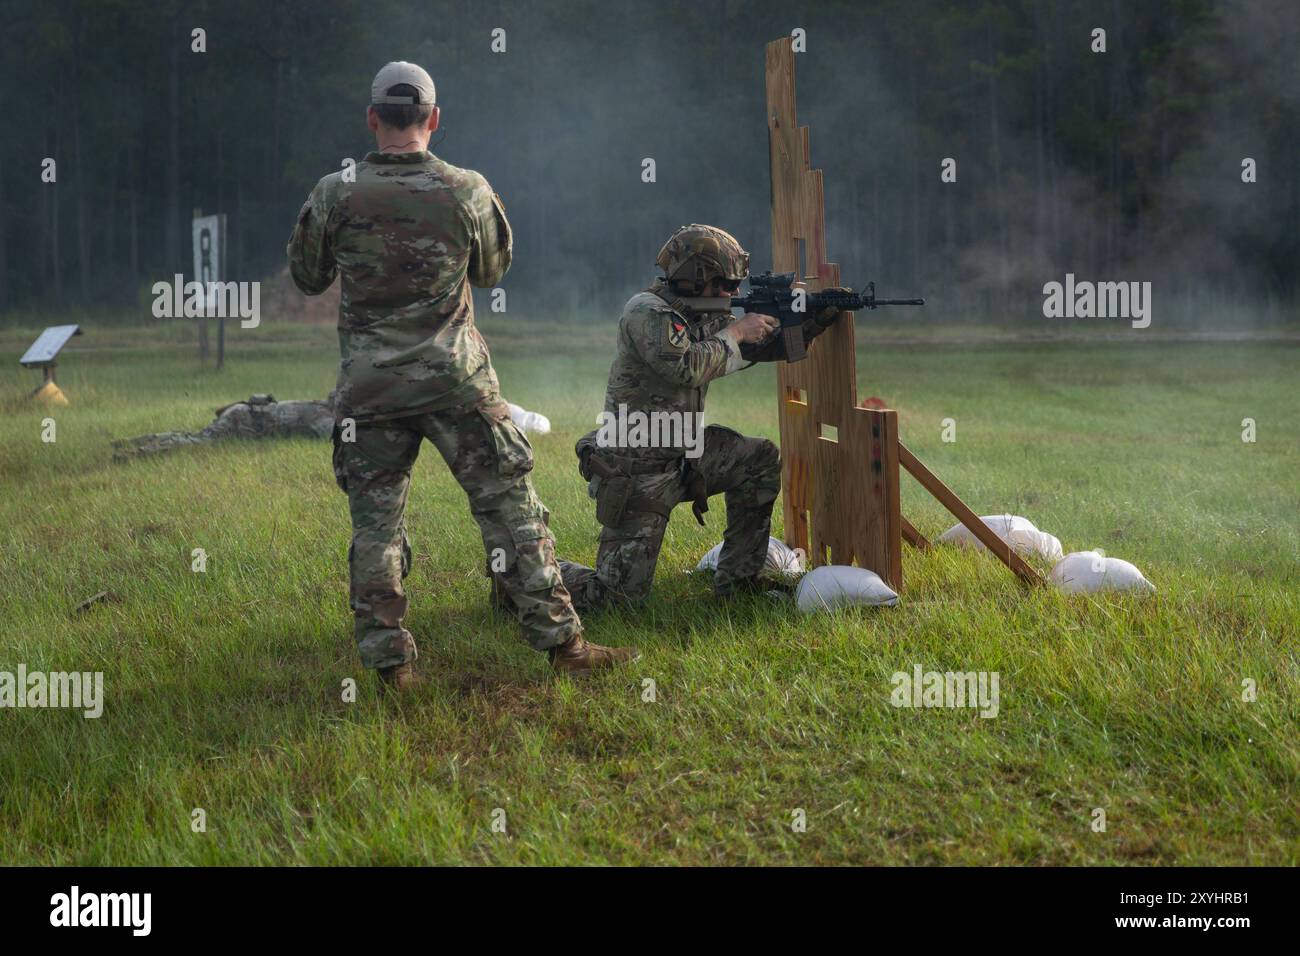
[0,320,1296,865]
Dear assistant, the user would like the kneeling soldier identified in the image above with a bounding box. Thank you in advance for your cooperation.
[559,224,845,606]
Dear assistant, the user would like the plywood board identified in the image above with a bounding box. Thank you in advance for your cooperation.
[766,36,903,587]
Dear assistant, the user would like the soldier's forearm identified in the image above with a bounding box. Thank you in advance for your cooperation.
[714,326,748,373]
[740,315,829,363]
[288,254,336,296]
[661,342,732,387]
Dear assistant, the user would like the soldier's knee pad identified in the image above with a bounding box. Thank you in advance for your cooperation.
[742,438,781,495]
[597,534,660,603]
[592,566,654,605]
[753,437,781,475]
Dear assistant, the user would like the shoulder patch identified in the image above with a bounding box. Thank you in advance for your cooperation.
[663,316,689,352]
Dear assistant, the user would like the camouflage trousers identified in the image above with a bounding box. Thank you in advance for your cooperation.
[560,425,781,607]
[334,393,582,669]
[111,419,238,459]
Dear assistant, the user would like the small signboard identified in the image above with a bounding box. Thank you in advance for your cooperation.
[20,324,81,367]
[21,324,82,405]
[192,214,223,296]
[192,211,228,368]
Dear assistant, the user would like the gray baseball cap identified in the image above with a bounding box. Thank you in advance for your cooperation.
[370,61,436,105]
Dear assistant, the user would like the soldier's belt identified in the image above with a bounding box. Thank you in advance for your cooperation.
[581,449,707,527]
[597,452,681,476]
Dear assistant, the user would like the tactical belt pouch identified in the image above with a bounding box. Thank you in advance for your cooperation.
[596,474,633,528]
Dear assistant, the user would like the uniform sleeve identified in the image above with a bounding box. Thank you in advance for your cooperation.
[624,302,742,388]
[286,180,337,295]
[467,178,512,288]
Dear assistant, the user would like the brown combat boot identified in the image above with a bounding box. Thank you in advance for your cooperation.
[549,635,640,677]
[376,661,418,696]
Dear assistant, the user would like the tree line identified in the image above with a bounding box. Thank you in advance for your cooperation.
[0,0,1295,323]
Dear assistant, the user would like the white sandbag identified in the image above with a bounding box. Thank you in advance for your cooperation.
[507,402,551,435]
[795,565,899,613]
[937,514,1063,562]
[696,535,806,581]
[1049,551,1156,595]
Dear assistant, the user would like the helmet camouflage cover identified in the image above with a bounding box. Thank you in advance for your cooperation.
[656,224,750,291]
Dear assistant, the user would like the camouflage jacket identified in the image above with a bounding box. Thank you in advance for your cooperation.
[599,281,734,464]
[286,150,511,422]
[599,280,830,464]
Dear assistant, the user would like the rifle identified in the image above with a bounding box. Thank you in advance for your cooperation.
[688,271,925,362]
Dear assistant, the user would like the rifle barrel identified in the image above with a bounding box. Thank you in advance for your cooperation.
[688,293,925,311]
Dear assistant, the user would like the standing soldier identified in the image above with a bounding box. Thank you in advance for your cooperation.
[287,61,637,692]
[560,224,846,606]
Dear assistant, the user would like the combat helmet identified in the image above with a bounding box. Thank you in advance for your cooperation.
[656,224,750,294]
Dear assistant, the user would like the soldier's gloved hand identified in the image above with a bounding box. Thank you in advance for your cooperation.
[732,312,780,343]
[815,287,852,327]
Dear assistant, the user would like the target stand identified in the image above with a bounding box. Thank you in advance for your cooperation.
[765,37,1043,590]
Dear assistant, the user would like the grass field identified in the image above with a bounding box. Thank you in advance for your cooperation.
[1,319,1296,865]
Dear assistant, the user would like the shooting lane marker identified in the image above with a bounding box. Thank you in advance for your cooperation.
[192,209,228,369]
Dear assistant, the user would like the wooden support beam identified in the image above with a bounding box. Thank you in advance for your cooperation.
[901,517,930,550]
[897,442,1045,586]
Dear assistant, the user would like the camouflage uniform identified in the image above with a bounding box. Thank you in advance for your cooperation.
[113,395,334,460]
[287,149,581,670]
[561,227,838,606]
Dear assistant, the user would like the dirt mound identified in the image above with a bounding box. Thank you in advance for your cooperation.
[260,266,340,323]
